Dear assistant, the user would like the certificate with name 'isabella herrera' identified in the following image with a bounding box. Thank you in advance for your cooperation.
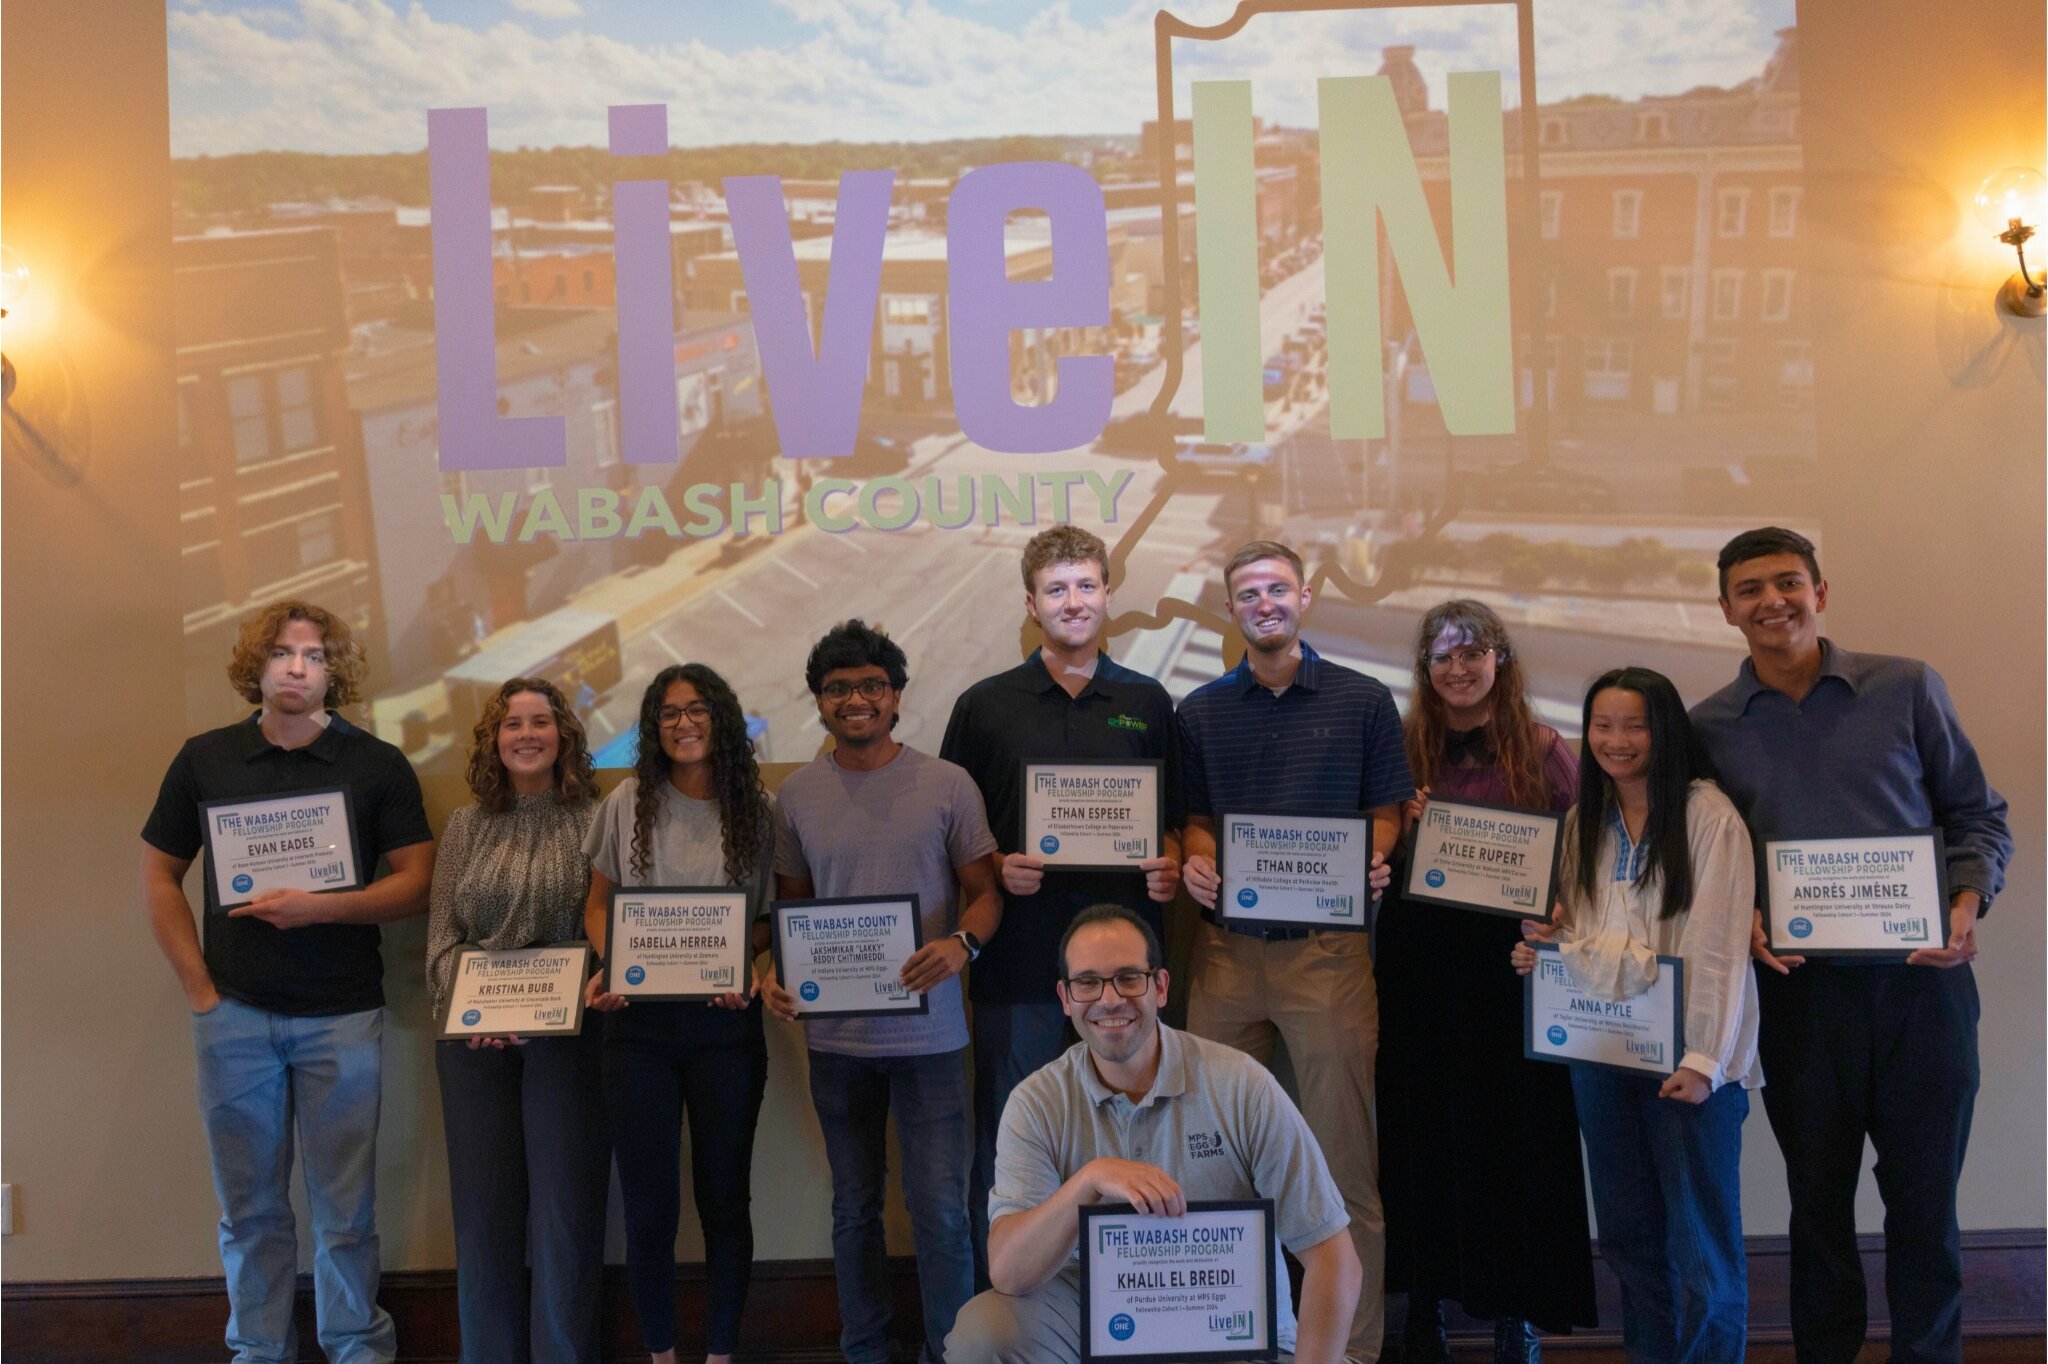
[1216,812,1371,930]
[771,896,928,1019]
[437,943,592,1040]
[1022,762,1164,872]
[605,887,752,1000]
[1524,944,1684,1077]
[1403,797,1564,922]
[200,786,362,910]
[1763,831,1948,957]
[1079,1201,1278,1363]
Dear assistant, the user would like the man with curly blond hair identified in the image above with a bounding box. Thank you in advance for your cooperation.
[141,599,434,1364]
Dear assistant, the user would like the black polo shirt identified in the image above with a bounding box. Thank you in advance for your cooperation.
[940,649,1183,1005]
[142,711,433,1016]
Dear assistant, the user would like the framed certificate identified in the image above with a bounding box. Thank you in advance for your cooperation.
[1216,811,1371,931]
[1402,797,1565,922]
[200,786,363,910]
[1524,944,1685,1077]
[1079,1200,1279,1363]
[437,943,592,1040]
[770,896,928,1019]
[1022,761,1165,872]
[1762,831,1949,958]
[604,887,752,1000]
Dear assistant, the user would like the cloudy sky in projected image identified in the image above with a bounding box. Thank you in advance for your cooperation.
[169,0,1797,156]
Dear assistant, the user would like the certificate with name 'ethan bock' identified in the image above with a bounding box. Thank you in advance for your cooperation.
[1524,944,1685,1077]
[1022,762,1164,873]
[437,943,592,1040]
[771,896,928,1019]
[1763,831,1948,957]
[1079,1200,1278,1363]
[1403,797,1564,922]
[200,786,362,910]
[605,887,751,1001]
[1217,811,1371,931]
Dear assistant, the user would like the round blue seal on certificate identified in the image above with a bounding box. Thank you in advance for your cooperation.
[1789,917,1813,939]
[1547,1025,1567,1045]
[800,981,820,1002]
[1425,868,1446,888]
[624,965,645,986]
[232,873,255,894]
[462,1009,482,1026]
[1236,887,1259,909]
[1108,1314,1136,1341]
[1040,835,1060,855]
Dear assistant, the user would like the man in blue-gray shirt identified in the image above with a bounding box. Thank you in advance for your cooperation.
[1690,527,2011,1364]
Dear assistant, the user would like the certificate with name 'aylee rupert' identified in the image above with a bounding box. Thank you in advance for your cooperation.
[1403,797,1564,922]
[200,786,363,910]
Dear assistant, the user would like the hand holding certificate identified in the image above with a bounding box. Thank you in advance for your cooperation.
[202,787,362,910]
[770,896,929,1019]
[1079,1201,1278,1362]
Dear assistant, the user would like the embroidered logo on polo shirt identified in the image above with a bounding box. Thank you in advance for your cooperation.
[1107,715,1149,732]
[1187,1129,1225,1160]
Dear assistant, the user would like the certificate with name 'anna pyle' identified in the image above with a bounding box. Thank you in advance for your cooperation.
[1524,944,1685,1077]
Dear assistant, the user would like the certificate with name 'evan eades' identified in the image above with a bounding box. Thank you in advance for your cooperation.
[1079,1200,1278,1363]
[1524,944,1685,1077]
[1763,831,1948,957]
[771,896,928,1019]
[1216,811,1371,930]
[1403,797,1564,922]
[437,943,592,1040]
[605,887,752,1000]
[1022,762,1164,872]
[201,786,362,910]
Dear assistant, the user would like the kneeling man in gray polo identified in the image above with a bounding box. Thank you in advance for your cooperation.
[947,903,1361,1364]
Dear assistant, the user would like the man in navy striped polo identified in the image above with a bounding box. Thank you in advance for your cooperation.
[1177,540,1410,1364]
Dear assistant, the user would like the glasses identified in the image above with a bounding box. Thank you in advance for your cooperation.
[1062,968,1158,1002]
[820,678,892,702]
[657,703,713,728]
[1426,646,1495,670]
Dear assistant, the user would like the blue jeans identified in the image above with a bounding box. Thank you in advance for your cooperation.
[191,998,394,1364]
[809,1046,975,1364]
[969,1000,1073,1291]
[1572,1069,1749,1364]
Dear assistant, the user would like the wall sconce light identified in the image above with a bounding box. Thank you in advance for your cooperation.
[1974,167,2047,319]
[0,244,30,399]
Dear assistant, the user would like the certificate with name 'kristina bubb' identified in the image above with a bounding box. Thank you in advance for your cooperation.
[605,887,752,1000]
[1524,944,1685,1077]
[1763,831,1948,957]
[1403,797,1564,922]
[437,943,592,1039]
[1079,1200,1278,1363]
[771,896,928,1019]
[200,786,362,910]
[1217,811,1371,930]
[1022,762,1164,873]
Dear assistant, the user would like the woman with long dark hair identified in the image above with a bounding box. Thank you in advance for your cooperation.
[426,676,607,1364]
[1512,667,1760,1364]
[581,663,775,1364]
[1376,601,1595,1364]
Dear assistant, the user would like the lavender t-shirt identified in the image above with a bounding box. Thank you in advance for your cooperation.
[773,745,996,1057]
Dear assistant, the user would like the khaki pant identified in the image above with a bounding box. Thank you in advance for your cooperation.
[1186,920,1383,1364]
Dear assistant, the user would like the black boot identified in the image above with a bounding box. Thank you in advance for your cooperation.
[1493,1317,1540,1364]
[1400,1297,1452,1364]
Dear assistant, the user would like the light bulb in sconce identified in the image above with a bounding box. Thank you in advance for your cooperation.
[1974,167,2047,318]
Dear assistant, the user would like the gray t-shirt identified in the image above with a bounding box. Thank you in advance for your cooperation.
[584,776,775,922]
[773,745,997,1057]
[990,1024,1350,1354]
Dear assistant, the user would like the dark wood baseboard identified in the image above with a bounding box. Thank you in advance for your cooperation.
[5,1231,2040,1363]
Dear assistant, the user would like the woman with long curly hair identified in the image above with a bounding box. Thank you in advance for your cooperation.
[425,676,608,1364]
[579,663,775,1364]
[1374,601,1597,1364]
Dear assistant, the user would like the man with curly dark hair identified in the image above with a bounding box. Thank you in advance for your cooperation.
[140,598,434,1364]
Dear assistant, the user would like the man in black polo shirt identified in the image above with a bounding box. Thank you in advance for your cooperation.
[141,600,433,1364]
[940,525,1182,1287]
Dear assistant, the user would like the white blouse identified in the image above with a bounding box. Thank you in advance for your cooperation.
[1555,780,1763,1091]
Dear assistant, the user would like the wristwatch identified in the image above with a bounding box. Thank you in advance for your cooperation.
[952,929,982,962]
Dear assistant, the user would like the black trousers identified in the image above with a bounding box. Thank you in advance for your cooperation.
[1755,961,1981,1364]
[602,999,769,1356]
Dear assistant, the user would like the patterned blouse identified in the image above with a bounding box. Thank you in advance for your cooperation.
[425,791,596,1020]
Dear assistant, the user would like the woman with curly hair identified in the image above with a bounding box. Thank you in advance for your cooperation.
[425,676,607,1364]
[580,663,775,1364]
[1374,601,1596,1364]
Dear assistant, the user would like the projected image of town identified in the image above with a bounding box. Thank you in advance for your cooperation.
[169,0,1811,766]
